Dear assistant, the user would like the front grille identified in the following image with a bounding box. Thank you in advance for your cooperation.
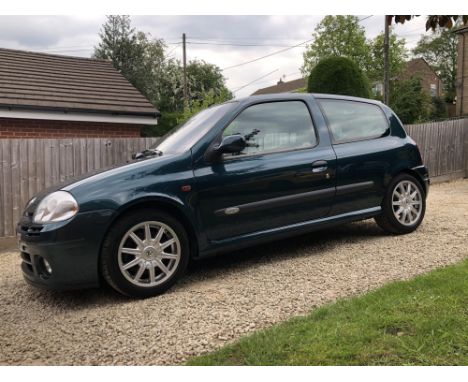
[19,224,43,237]
[20,251,34,274]
[20,249,50,279]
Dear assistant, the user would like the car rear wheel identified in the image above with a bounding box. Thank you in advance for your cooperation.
[375,173,426,235]
[100,209,190,298]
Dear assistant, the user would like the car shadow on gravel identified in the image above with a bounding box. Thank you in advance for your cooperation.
[23,220,386,309]
[22,283,132,309]
[181,220,387,285]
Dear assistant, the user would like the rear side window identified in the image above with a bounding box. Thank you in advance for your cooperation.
[222,101,317,157]
[319,99,389,143]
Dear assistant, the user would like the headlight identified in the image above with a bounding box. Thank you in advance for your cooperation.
[26,196,37,209]
[33,191,79,224]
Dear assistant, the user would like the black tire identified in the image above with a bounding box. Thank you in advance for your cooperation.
[100,209,190,298]
[375,173,426,235]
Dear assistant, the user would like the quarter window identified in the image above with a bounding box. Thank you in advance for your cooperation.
[319,99,389,143]
[222,101,317,157]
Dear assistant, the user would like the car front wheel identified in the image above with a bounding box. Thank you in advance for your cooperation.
[100,209,190,298]
[375,173,426,235]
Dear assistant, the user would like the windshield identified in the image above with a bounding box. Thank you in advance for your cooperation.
[153,102,237,154]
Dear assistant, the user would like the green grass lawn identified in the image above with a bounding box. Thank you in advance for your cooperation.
[187,259,468,366]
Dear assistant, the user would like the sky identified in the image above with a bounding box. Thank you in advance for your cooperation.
[0,15,431,98]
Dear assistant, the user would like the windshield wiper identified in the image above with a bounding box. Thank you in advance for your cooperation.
[132,149,163,160]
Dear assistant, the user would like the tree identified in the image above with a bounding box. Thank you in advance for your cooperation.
[186,60,232,103]
[307,56,370,98]
[301,16,371,75]
[94,16,167,103]
[430,96,448,120]
[94,15,232,136]
[413,28,458,102]
[142,88,232,137]
[387,15,468,31]
[367,32,408,83]
[389,77,430,124]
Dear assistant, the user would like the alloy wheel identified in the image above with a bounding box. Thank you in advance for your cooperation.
[117,221,181,287]
[391,180,423,226]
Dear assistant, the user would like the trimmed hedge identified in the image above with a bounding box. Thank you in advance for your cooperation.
[307,56,370,98]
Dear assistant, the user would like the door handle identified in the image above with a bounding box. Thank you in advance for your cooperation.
[311,160,328,173]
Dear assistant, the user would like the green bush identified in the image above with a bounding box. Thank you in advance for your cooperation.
[307,56,370,98]
[141,111,184,137]
[389,77,431,124]
[142,89,233,138]
[429,97,448,120]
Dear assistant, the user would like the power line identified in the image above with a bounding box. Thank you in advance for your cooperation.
[188,41,307,48]
[165,44,180,56]
[222,38,314,71]
[358,15,373,22]
[232,69,279,93]
[232,70,304,94]
[188,36,311,41]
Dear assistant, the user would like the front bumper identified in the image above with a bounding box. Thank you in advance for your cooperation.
[17,209,116,290]
[412,165,430,197]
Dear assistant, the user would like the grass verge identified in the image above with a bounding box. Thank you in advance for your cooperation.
[187,259,468,365]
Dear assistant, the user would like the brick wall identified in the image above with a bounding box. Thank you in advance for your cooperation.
[399,58,443,98]
[0,118,142,138]
[456,30,468,116]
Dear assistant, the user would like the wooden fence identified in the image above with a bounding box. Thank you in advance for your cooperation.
[0,118,467,238]
[405,118,467,181]
[0,137,159,237]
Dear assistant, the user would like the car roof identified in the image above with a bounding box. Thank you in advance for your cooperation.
[235,92,384,106]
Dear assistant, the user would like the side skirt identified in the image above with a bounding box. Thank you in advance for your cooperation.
[199,206,382,258]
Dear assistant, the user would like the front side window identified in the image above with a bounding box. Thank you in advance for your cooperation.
[222,101,317,157]
[319,99,389,143]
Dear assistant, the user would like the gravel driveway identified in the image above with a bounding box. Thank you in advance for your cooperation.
[1,180,467,365]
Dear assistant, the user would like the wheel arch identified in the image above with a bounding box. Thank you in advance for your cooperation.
[394,169,428,196]
[99,197,199,264]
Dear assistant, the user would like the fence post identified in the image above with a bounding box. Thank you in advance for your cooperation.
[464,118,468,178]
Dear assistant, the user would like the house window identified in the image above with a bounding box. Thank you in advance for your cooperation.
[372,83,383,96]
[430,84,437,97]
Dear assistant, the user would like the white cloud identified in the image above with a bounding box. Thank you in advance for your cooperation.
[0,15,434,97]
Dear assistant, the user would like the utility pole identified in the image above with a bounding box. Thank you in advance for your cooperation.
[383,16,390,105]
[182,33,188,111]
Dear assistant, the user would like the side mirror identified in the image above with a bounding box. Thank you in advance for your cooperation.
[216,134,247,154]
[205,134,246,162]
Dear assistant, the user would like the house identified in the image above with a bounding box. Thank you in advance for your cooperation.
[455,25,468,116]
[0,48,159,138]
[251,77,307,95]
[398,58,444,98]
[372,58,444,99]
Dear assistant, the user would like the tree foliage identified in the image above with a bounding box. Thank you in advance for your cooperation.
[389,77,430,124]
[142,89,231,137]
[307,56,370,98]
[187,60,232,104]
[367,32,408,82]
[387,15,468,31]
[301,15,408,84]
[94,15,232,135]
[429,97,448,120]
[413,28,458,102]
[301,16,371,75]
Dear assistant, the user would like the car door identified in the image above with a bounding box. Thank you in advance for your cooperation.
[317,98,396,216]
[192,99,337,242]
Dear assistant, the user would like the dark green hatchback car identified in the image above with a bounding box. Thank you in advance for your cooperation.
[18,93,429,297]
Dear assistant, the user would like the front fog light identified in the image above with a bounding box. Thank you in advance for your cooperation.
[43,259,52,274]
